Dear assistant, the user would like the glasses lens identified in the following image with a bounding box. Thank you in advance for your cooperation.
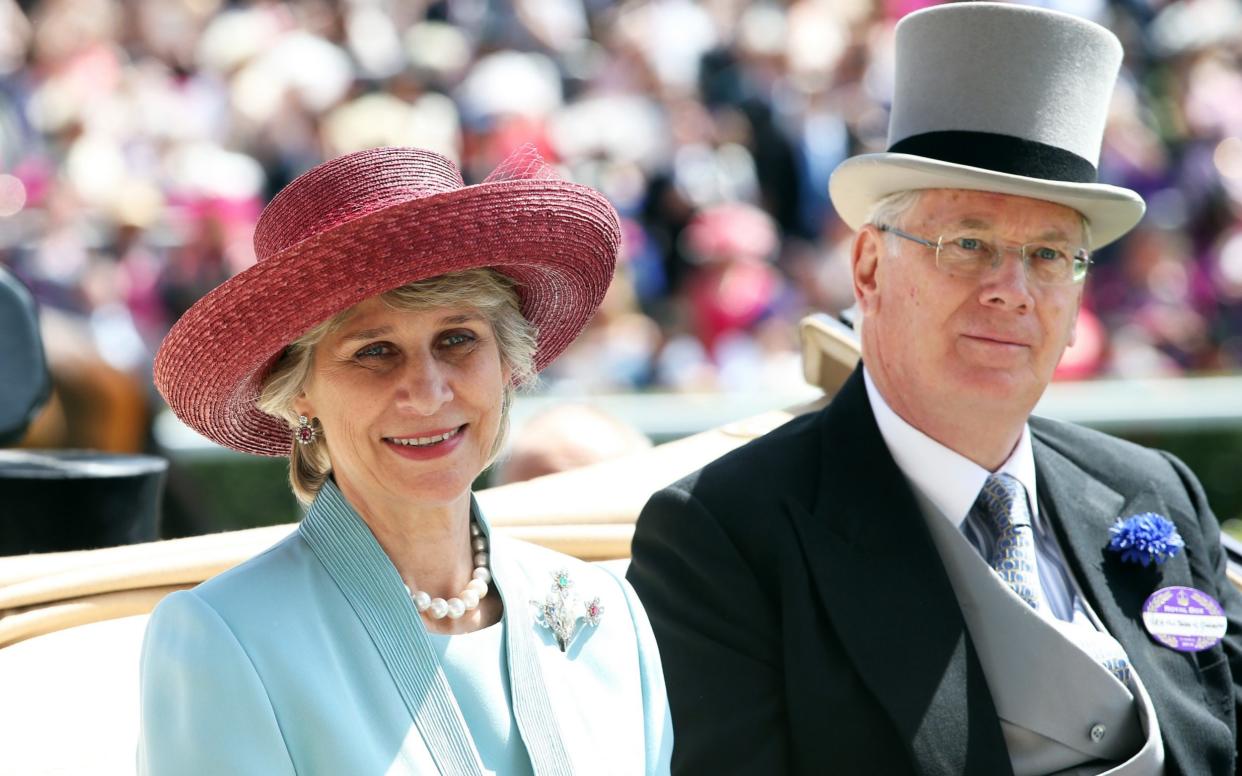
[1024,244,1076,284]
[937,236,994,277]
[1072,253,1091,283]
[936,237,1090,284]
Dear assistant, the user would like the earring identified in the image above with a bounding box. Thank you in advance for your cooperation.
[295,415,318,445]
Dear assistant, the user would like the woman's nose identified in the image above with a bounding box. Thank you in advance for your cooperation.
[394,356,453,415]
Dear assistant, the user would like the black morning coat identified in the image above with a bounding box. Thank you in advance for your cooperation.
[628,366,1242,775]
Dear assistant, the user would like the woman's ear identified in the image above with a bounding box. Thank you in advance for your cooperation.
[292,391,312,422]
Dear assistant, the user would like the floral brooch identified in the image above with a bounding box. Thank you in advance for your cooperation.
[532,569,603,652]
[1107,513,1184,567]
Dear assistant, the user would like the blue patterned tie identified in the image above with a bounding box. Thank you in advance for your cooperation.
[973,473,1133,688]
[976,473,1042,610]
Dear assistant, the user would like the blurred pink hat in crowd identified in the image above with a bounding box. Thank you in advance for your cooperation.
[683,202,779,264]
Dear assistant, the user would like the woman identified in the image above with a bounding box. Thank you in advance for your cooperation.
[139,146,672,775]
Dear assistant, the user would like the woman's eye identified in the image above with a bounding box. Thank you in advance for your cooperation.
[440,332,475,348]
[355,343,392,359]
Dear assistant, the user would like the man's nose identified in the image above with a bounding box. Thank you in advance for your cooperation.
[978,246,1034,311]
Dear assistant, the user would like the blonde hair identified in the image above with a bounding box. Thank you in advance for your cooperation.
[257,268,538,505]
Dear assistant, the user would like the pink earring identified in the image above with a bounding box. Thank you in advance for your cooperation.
[295,415,318,445]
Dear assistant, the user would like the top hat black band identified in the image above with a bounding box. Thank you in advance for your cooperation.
[888,131,1097,184]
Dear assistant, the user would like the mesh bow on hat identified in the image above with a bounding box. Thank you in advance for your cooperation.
[155,145,620,456]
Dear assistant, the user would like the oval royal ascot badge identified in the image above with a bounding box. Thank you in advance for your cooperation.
[1142,586,1227,652]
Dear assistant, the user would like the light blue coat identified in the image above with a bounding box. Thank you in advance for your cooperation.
[137,481,672,775]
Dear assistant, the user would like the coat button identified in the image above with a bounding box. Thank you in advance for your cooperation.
[1089,723,1107,743]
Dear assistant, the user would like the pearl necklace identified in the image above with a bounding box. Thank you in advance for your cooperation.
[408,521,492,620]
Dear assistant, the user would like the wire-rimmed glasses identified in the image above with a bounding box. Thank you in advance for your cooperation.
[877,224,1093,285]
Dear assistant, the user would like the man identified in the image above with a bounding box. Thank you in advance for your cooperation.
[627,3,1242,775]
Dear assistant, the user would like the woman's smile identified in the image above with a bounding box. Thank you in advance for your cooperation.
[382,424,468,460]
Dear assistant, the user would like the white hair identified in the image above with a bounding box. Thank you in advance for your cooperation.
[864,188,1091,248]
[864,190,925,250]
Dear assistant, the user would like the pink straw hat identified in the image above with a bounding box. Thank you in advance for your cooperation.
[154,145,620,456]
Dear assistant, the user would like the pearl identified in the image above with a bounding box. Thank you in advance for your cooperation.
[406,519,491,621]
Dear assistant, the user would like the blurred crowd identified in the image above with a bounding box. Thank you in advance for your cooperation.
[2,0,1242,453]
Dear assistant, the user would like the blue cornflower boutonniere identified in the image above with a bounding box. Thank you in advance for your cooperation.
[1107,512,1184,567]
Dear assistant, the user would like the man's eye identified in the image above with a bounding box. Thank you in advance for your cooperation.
[956,237,984,251]
[1031,245,1064,262]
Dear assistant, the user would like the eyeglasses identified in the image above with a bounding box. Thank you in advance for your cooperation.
[877,224,1093,286]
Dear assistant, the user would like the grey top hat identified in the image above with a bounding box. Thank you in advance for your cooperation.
[829,2,1145,248]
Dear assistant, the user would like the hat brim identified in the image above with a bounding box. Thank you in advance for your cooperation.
[829,153,1145,249]
[155,178,619,456]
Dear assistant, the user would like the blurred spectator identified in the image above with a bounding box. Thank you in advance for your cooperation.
[680,201,782,355]
[1,0,1240,460]
[495,403,653,484]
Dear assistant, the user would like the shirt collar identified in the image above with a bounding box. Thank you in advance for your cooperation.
[863,366,1039,527]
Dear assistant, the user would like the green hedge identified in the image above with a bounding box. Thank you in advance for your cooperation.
[160,428,1242,537]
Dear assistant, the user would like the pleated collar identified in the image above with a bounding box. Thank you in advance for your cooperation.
[299,479,572,776]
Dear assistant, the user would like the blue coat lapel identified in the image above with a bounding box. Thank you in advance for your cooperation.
[477,503,575,776]
[788,368,1011,775]
[298,483,577,776]
[298,482,484,776]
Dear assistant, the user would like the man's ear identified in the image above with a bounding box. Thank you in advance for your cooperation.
[852,224,884,315]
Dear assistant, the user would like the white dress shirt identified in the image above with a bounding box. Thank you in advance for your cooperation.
[863,367,1081,622]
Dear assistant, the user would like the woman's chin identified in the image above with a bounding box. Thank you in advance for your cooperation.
[380,467,478,509]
